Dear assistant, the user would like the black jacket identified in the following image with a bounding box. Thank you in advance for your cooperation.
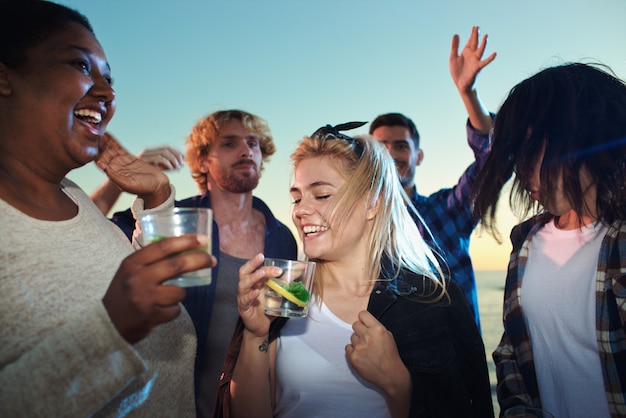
[214,269,494,418]
[369,273,494,417]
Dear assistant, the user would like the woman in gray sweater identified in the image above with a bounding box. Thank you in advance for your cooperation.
[0,1,215,416]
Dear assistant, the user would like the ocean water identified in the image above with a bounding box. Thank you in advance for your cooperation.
[476,270,507,416]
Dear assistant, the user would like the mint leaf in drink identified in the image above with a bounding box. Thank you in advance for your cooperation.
[151,235,167,243]
[288,281,310,303]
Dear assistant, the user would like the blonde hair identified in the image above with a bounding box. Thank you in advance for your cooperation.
[290,133,447,302]
[185,110,275,192]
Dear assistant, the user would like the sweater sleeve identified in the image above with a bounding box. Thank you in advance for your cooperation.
[130,184,176,249]
[0,301,147,417]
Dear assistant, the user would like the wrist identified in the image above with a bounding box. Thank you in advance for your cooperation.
[140,181,171,209]
[243,329,270,347]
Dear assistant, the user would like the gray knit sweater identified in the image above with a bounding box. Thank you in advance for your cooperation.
[0,179,196,417]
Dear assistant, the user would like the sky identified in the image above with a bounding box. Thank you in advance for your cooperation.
[60,0,626,271]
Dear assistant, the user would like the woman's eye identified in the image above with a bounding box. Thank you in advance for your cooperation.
[74,60,90,73]
[316,195,330,200]
[291,198,301,205]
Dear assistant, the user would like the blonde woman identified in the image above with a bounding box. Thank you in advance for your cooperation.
[223,123,493,418]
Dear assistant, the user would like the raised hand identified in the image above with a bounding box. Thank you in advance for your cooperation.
[137,146,184,171]
[95,132,170,208]
[449,26,497,95]
[103,234,216,344]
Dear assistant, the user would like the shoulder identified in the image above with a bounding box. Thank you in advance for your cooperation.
[61,178,90,203]
[510,213,552,246]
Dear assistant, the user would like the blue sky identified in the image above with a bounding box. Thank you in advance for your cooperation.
[61,0,626,270]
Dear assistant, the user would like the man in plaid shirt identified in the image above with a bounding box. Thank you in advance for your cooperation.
[369,26,495,330]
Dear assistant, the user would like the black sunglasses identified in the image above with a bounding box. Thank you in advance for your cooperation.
[310,121,368,158]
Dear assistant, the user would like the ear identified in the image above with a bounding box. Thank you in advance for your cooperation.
[0,63,12,96]
[365,196,381,220]
[415,148,424,167]
[199,159,209,173]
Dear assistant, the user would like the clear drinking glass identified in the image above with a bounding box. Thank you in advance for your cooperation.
[140,207,212,287]
[263,258,316,317]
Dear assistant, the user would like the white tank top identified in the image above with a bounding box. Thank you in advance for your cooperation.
[522,219,610,417]
[274,299,391,418]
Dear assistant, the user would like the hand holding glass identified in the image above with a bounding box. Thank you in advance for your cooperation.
[140,208,212,287]
[263,258,316,317]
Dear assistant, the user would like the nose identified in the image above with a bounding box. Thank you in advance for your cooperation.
[239,142,254,158]
[292,198,313,219]
[90,73,116,104]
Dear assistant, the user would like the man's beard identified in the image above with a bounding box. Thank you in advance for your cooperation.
[397,167,415,189]
[211,162,260,193]
[222,172,259,193]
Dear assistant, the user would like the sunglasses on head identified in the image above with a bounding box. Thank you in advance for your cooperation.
[310,121,368,158]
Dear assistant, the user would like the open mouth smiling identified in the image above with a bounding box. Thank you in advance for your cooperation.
[303,225,328,236]
[74,109,102,125]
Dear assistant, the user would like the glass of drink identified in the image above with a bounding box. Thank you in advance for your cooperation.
[263,258,316,317]
[139,207,212,287]
[503,406,555,418]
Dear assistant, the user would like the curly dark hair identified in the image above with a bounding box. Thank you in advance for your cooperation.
[0,0,93,68]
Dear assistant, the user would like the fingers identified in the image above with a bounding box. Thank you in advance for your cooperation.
[356,309,378,327]
[237,254,282,308]
[477,33,488,55]
[138,146,185,171]
[104,287,185,344]
[237,254,266,311]
[462,26,490,56]
[449,34,460,59]
[479,51,497,69]
[153,303,183,325]
[350,311,376,344]
[104,234,216,343]
[130,234,215,285]
[464,25,479,50]
[350,311,385,347]
[96,132,136,173]
[240,253,266,277]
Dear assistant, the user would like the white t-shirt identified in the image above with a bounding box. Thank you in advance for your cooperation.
[274,299,390,418]
[522,219,610,418]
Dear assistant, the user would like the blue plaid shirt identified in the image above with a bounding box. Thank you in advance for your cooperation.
[494,216,626,417]
[409,121,491,331]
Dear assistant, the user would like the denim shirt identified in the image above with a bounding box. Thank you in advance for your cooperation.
[369,271,494,418]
